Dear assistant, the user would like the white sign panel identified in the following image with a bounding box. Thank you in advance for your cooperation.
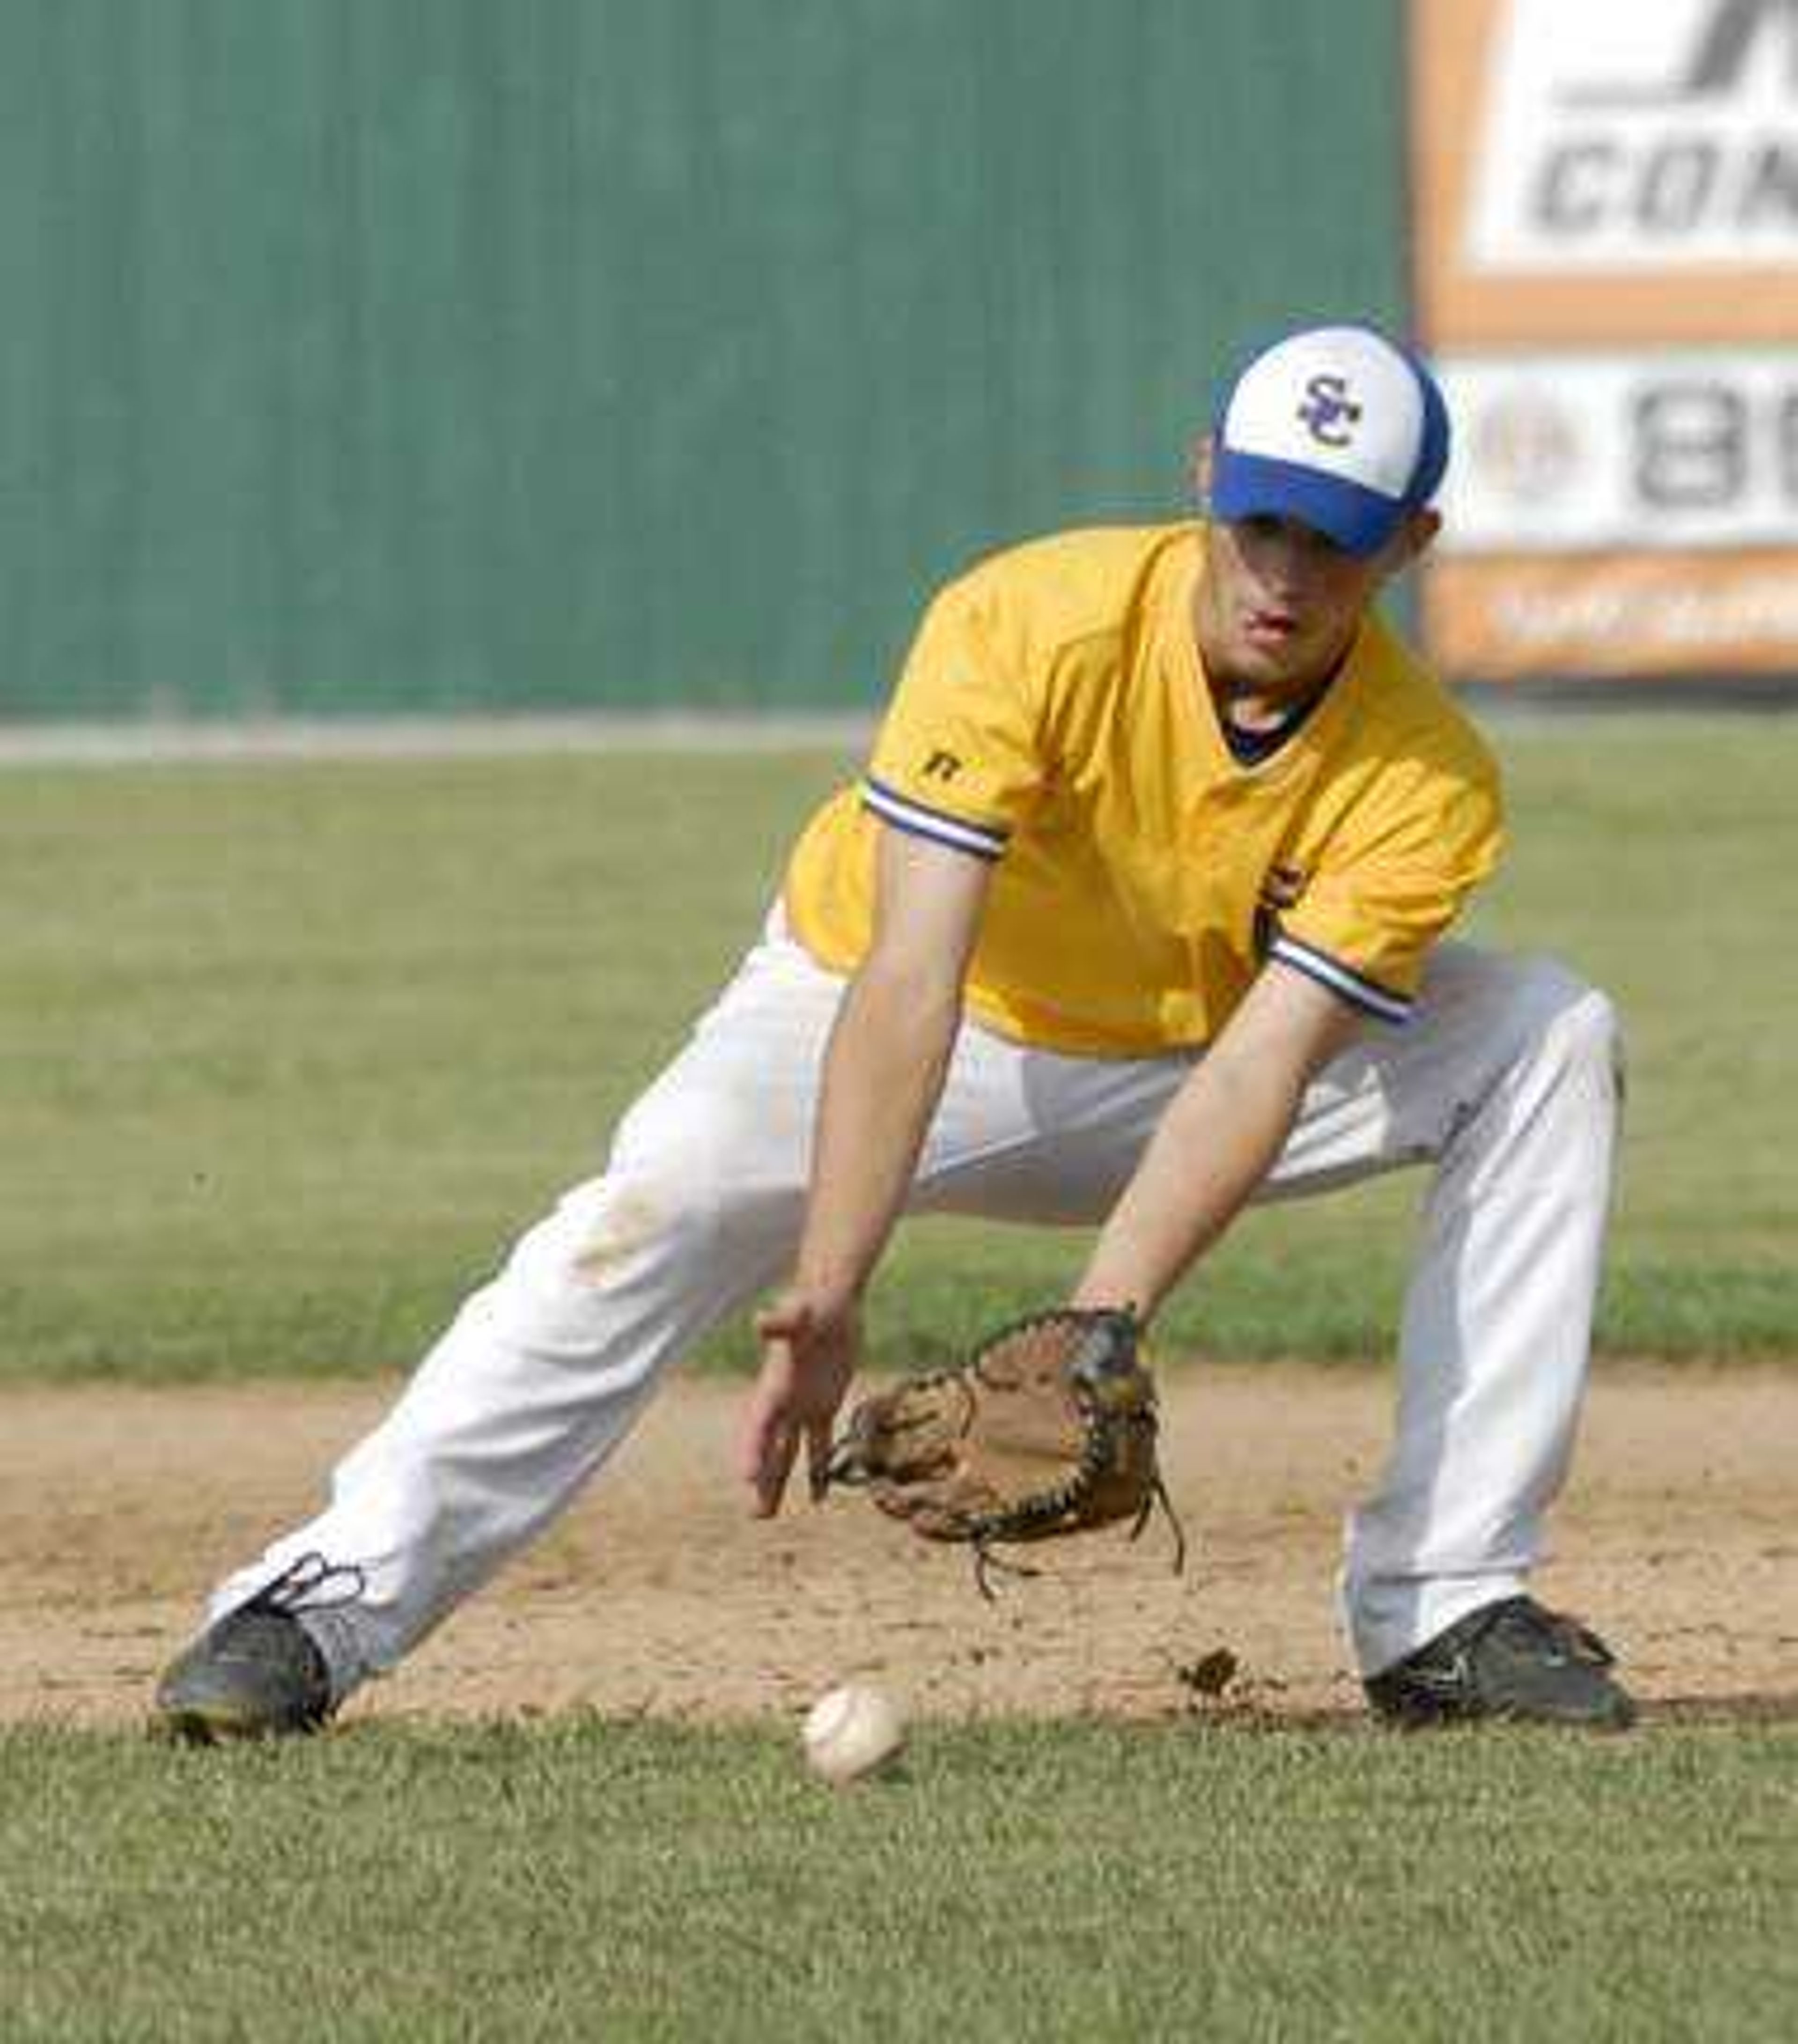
[1438,350,1798,551]
[1466,0,1798,274]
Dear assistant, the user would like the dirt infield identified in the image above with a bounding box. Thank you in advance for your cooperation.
[3,1365,1793,1732]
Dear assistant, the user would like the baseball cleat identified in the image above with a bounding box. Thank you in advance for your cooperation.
[152,1554,360,1744]
[1363,1595,1636,1731]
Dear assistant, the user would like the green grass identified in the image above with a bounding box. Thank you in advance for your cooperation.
[1,1718,1793,2041]
[0,714,1794,1381]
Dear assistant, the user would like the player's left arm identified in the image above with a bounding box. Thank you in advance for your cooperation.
[1072,730,1502,1319]
[1070,960,1359,1320]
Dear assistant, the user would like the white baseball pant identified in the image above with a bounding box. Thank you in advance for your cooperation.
[209,922,1621,1694]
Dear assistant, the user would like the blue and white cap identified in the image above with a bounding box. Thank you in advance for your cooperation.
[1209,324,1450,557]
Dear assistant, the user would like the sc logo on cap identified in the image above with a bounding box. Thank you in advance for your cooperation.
[1297,374,1363,449]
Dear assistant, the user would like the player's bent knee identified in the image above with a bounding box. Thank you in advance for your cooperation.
[1564,982,1623,1067]
[1502,956,1625,1096]
[607,1092,806,1248]
[539,1173,744,1289]
[537,1134,801,1299]
[470,1170,782,1387]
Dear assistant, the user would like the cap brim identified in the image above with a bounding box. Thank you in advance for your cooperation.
[1210,447,1405,558]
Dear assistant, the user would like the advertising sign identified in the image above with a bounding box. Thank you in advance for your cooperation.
[1410,0,1798,681]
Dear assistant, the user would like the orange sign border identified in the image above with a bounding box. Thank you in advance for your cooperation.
[1424,552,1798,678]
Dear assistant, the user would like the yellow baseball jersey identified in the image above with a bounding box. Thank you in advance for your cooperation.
[783,524,1503,1057]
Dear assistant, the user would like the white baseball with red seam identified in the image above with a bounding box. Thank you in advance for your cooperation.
[801,1682,906,1785]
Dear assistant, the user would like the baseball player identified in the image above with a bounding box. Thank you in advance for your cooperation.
[156,323,1634,1739]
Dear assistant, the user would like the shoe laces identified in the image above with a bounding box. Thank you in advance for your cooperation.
[247,1552,368,1617]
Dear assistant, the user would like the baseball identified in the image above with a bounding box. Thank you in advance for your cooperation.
[801,1682,906,1786]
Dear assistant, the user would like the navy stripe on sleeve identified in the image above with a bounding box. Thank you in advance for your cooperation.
[1268,933,1414,1024]
[860,776,1010,862]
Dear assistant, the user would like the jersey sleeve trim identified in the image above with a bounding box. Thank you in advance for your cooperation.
[861,776,1010,862]
[1269,933,1414,1025]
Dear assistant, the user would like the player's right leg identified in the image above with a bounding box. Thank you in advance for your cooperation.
[155,918,845,1741]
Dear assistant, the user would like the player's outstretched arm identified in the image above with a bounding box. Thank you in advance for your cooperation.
[741,826,992,1515]
[1071,961,1360,1322]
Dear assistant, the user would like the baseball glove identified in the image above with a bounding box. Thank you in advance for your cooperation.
[825,1306,1185,1596]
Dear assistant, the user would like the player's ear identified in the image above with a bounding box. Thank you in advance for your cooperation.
[1384,508,1440,576]
[1190,434,1216,506]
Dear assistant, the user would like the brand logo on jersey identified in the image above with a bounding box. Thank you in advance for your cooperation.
[1297,375,1363,448]
[1260,862,1307,909]
[921,748,963,781]
[1253,863,1308,958]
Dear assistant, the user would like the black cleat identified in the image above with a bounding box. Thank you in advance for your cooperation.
[1364,1595,1636,1731]
[153,1555,361,1744]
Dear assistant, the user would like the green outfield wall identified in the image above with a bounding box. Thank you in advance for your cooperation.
[0,0,1405,720]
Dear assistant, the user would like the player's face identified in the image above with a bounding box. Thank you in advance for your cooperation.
[1191,444,1438,697]
[1194,512,1419,694]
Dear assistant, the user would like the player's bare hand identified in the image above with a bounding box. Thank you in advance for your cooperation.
[740,1289,862,1517]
